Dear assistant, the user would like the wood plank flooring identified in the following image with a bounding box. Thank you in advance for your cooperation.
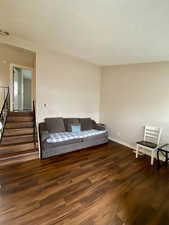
[0,141,168,225]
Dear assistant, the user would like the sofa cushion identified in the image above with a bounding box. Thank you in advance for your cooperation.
[46,129,107,144]
[92,119,97,128]
[45,117,65,133]
[83,132,108,141]
[64,118,80,131]
[46,138,82,147]
[80,118,93,131]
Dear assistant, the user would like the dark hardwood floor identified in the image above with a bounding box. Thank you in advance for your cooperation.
[0,141,169,225]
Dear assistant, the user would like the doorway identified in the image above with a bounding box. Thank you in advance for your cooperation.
[11,65,33,112]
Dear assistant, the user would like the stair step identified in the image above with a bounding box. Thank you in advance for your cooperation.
[7,116,33,122]
[8,112,33,117]
[0,111,38,166]
[0,142,36,152]
[0,152,39,166]
[3,128,33,137]
[1,135,34,145]
[5,122,33,129]
[0,148,37,158]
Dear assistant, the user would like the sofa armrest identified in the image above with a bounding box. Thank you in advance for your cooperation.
[95,123,106,130]
[41,130,49,143]
[39,122,50,144]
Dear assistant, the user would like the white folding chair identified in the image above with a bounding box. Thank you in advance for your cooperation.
[136,126,162,165]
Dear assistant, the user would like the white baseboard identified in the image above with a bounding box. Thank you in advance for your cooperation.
[109,137,166,162]
[109,137,136,150]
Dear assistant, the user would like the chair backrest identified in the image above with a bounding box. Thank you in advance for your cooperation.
[144,126,161,145]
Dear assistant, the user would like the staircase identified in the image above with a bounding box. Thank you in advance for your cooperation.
[0,112,38,165]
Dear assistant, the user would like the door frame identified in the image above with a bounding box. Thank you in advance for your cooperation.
[10,64,34,111]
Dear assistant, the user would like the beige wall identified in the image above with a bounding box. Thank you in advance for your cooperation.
[36,50,101,122]
[33,55,36,101]
[101,62,169,148]
[0,43,35,87]
[0,43,35,111]
[2,40,169,152]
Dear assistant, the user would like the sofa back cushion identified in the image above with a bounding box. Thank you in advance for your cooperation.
[45,117,65,133]
[64,118,80,132]
[80,118,93,131]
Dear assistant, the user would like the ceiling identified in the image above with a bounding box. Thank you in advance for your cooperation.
[0,0,169,65]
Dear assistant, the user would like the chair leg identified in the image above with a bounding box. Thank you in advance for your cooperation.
[151,150,155,165]
[136,145,139,158]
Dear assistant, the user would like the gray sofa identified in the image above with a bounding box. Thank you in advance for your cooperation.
[39,117,108,159]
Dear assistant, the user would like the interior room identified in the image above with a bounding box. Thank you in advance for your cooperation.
[0,1,169,225]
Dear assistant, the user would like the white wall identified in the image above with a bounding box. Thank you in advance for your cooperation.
[101,62,169,148]
[36,50,101,122]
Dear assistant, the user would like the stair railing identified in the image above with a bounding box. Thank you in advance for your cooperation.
[0,87,10,143]
[33,100,36,147]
